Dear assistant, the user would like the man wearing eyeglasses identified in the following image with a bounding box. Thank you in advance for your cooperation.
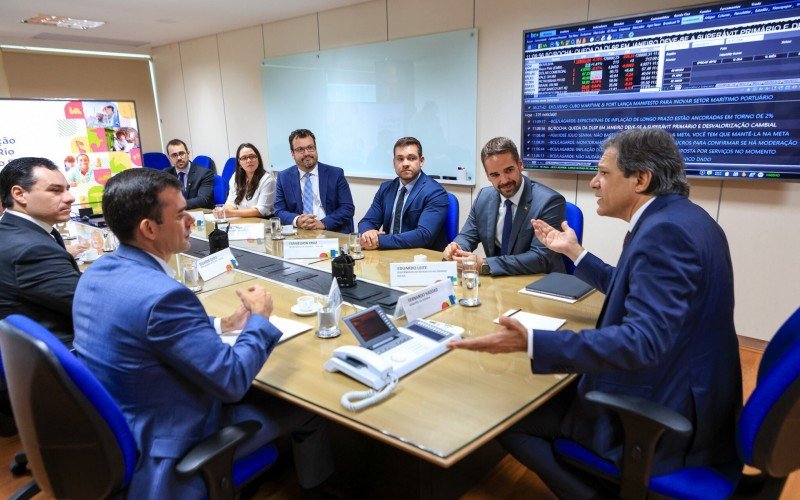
[165,139,215,210]
[274,129,355,233]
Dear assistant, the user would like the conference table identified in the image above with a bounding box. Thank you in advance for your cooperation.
[183,216,604,484]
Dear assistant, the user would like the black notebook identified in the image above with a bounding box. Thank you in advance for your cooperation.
[523,273,595,303]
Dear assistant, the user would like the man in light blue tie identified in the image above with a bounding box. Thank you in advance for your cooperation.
[274,129,355,233]
[443,137,565,276]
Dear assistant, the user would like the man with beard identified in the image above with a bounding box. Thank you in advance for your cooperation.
[274,129,355,233]
[443,137,565,276]
[164,138,215,210]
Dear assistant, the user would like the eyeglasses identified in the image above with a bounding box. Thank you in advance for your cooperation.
[238,154,258,162]
[168,151,188,159]
[292,145,316,154]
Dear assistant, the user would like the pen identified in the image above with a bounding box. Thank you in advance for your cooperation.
[506,309,521,318]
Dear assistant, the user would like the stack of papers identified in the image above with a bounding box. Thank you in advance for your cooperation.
[493,309,566,331]
[220,315,312,346]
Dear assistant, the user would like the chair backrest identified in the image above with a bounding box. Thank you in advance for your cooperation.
[142,152,170,170]
[446,193,459,243]
[222,157,237,184]
[0,315,136,498]
[738,306,800,477]
[214,174,227,205]
[193,155,216,171]
[563,201,584,274]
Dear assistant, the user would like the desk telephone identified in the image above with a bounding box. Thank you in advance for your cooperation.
[324,346,399,411]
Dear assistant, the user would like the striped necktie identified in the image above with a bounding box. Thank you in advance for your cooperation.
[302,172,314,214]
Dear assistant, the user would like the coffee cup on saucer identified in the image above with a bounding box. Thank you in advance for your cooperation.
[292,295,318,316]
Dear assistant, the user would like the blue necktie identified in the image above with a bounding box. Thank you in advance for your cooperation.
[302,172,314,214]
[499,199,513,256]
[178,171,187,197]
[391,186,407,234]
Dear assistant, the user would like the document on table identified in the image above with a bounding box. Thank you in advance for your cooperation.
[494,309,566,331]
[220,315,313,345]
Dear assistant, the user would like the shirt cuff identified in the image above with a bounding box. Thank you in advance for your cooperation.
[292,215,300,227]
[528,328,534,360]
[573,249,589,267]
[214,317,222,335]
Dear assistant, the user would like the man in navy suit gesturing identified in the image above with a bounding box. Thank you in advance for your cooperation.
[274,129,355,233]
[450,128,741,498]
[358,136,449,251]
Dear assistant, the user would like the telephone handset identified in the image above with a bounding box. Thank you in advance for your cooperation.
[324,345,398,411]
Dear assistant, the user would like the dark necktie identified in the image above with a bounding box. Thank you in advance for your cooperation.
[499,199,513,256]
[50,228,66,249]
[178,171,187,197]
[392,186,407,234]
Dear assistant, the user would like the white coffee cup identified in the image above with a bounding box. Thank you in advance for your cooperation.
[296,295,316,313]
[414,254,428,262]
[281,225,295,235]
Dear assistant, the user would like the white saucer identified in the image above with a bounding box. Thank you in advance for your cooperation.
[281,230,297,236]
[291,304,318,316]
[80,254,100,263]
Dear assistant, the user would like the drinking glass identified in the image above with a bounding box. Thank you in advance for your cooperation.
[458,256,481,307]
[182,258,203,293]
[212,204,226,222]
[270,217,284,240]
[316,300,341,338]
[349,232,364,259]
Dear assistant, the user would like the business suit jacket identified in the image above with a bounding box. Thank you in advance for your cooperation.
[532,194,741,474]
[0,213,80,346]
[357,171,449,250]
[453,176,565,275]
[73,244,282,497]
[274,163,355,233]
[166,163,215,210]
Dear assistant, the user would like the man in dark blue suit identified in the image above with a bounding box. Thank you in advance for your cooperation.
[357,137,449,251]
[451,128,741,498]
[274,129,354,233]
[164,138,215,210]
[73,169,333,497]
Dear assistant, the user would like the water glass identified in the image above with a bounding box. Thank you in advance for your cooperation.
[270,217,284,240]
[212,204,226,222]
[316,302,341,338]
[349,232,364,259]
[182,259,203,292]
[459,257,481,307]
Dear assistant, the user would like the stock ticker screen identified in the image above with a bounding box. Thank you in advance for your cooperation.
[522,0,800,180]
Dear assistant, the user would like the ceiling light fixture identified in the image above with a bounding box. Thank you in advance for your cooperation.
[22,14,105,30]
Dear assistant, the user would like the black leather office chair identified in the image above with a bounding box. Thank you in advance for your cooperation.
[553,306,800,499]
[0,314,278,500]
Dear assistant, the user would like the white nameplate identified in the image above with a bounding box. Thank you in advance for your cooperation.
[389,261,457,287]
[283,238,340,259]
[395,281,457,322]
[197,247,239,281]
[228,223,264,241]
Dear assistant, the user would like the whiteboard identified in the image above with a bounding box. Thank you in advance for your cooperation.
[262,29,477,184]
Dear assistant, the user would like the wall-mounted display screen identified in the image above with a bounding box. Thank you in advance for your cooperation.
[0,98,142,209]
[522,0,800,180]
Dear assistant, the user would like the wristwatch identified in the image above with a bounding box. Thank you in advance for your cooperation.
[480,263,491,275]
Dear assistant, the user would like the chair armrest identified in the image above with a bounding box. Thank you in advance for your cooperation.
[585,391,692,436]
[585,390,692,499]
[176,420,262,500]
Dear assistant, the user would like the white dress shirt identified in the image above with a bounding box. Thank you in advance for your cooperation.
[226,172,276,217]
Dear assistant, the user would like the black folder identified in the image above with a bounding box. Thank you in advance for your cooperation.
[524,273,595,302]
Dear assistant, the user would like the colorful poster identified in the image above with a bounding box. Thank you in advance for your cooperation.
[0,99,142,211]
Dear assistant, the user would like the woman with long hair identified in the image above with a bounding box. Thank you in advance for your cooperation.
[223,143,275,218]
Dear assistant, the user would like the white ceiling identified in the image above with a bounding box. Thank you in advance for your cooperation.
[0,0,373,52]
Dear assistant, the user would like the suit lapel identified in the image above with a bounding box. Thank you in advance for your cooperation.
[507,178,533,253]
[288,166,302,212]
[485,192,500,257]
[4,214,80,271]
